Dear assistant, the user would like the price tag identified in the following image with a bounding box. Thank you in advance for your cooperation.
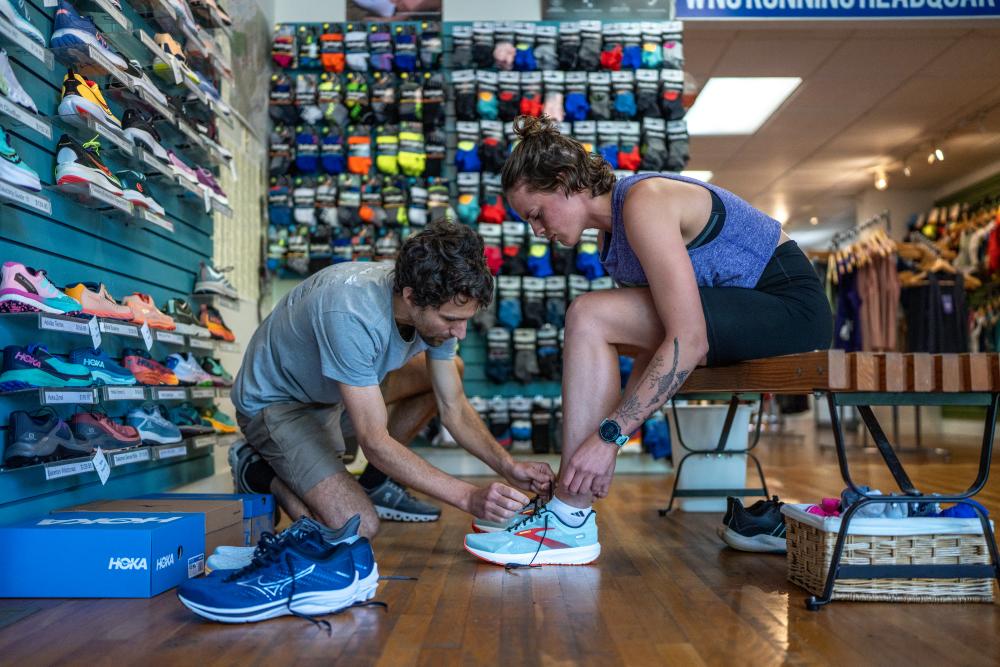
[0,180,52,214]
[203,185,212,214]
[189,337,213,350]
[229,158,237,181]
[190,387,215,399]
[170,56,182,85]
[154,388,188,400]
[88,316,102,348]
[92,447,111,485]
[140,321,154,351]
[45,459,95,480]
[157,444,187,460]
[103,386,146,401]
[156,331,185,345]
[192,435,216,449]
[42,389,96,405]
[112,448,151,466]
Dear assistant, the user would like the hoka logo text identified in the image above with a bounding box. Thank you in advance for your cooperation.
[155,553,175,570]
[109,557,148,570]
[15,352,40,368]
[83,358,105,368]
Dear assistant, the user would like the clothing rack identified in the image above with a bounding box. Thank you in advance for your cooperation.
[909,232,943,256]
[829,210,891,249]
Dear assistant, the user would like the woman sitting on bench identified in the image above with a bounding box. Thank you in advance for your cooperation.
[462,115,833,568]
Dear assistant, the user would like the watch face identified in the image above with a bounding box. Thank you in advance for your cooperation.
[599,419,620,442]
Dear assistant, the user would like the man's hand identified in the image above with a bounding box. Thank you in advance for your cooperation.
[506,460,556,499]
[467,482,530,522]
[561,434,618,498]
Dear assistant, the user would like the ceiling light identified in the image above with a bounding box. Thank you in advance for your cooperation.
[874,171,888,191]
[810,216,819,226]
[935,148,945,161]
[680,170,713,182]
[773,205,789,225]
[903,166,911,177]
[927,152,936,164]
[685,77,802,136]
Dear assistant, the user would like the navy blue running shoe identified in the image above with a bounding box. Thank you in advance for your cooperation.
[69,347,137,386]
[4,408,91,468]
[0,344,91,391]
[176,525,359,624]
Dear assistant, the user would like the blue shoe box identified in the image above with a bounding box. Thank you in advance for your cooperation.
[0,512,205,598]
[137,493,275,546]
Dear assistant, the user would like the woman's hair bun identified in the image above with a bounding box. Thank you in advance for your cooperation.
[513,114,559,141]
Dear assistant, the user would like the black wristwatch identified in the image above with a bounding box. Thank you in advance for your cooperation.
[598,418,629,447]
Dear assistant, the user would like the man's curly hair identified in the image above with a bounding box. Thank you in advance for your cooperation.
[393,221,494,309]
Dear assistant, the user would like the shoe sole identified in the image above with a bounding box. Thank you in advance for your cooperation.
[0,368,91,387]
[56,162,124,196]
[0,0,45,44]
[123,127,169,162]
[716,526,786,553]
[0,157,41,191]
[194,281,238,299]
[136,430,182,445]
[73,433,137,451]
[50,29,127,69]
[57,93,122,129]
[0,292,77,314]
[177,577,360,623]
[90,368,138,386]
[123,188,166,216]
[463,541,601,566]
[375,506,440,522]
[170,163,199,184]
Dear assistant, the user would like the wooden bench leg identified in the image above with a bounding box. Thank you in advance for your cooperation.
[807,391,1000,611]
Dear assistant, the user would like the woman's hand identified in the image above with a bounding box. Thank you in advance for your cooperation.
[561,434,618,498]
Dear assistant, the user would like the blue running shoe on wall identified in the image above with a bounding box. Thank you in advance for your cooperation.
[50,0,127,70]
[0,344,91,390]
[0,125,41,192]
[69,347,137,386]
[3,408,88,468]
[0,0,45,46]
[177,524,360,624]
[126,404,182,444]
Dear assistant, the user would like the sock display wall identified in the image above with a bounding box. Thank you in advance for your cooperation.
[0,0,239,522]
[265,17,691,400]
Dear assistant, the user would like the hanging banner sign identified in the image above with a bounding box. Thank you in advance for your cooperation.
[675,0,1000,20]
[544,0,672,19]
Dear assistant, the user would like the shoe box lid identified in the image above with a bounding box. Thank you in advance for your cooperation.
[61,498,242,554]
[0,512,204,598]
[136,493,275,546]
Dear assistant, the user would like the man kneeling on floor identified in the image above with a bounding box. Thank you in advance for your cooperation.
[229,221,554,538]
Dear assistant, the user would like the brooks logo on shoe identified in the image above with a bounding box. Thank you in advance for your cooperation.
[14,351,40,368]
[236,565,316,599]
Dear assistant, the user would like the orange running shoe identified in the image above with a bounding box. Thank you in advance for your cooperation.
[122,348,179,386]
[64,282,133,320]
[122,292,176,330]
[199,303,235,342]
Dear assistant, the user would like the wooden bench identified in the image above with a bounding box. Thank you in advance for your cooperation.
[666,350,1000,611]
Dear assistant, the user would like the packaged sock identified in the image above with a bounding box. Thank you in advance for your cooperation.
[666,120,690,172]
[501,221,528,275]
[509,395,532,448]
[543,70,566,122]
[578,21,602,71]
[612,71,637,120]
[486,329,513,384]
[551,242,574,276]
[345,27,369,71]
[320,23,345,73]
[293,177,317,225]
[455,121,482,173]
[618,123,641,171]
[573,120,597,156]
[636,69,660,117]
[295,73,318,107]
[345,72,372,124]
[564,73,590,121]
[568,274,590,303]
[528,239,554,278]
[639,118,667,171]
[268,176,292,226]
[371,72,398,125]
[479,126,507,173]
[476,71,500,120]
[425,129,445,178]
[392,26,417,73]
[576,229,605,280]
[271,24,296,68]
[620,23,643,70]
[298,25,319,68]
[493,24,516,70]
[531,396,553,454]
[660,69,685,121]
[519,72,544,117]
[513,24,537,71]
[662,21,685,71]
[337,173,362,228]
[453,69,477,121]
[318,74,349,126]
[588,72,612,120]
[294,125,320,174]
[597,122,620,169]
[472,22,496,68]
[600,24,623,71]
[397,123,426,177]
[358,177,386,226]
[398,74,423,122]
[374,125,399,175]
[451,25,473,69]
[478,193,505,224]
[534,25,559,70]
[315,175,338,220]
[320,125,346,174]
[513,330,539,384]
[346,125,372,175]
[407,181,427,226]
[269,125,293,177]
[497,276,522,329]
[418,22,442,70]
[557,22,580,70]
[640,22,663,69]
[521,277,546,329]
[488,395,512,446]
[498,72,521,122]
[421,72,445,130]
[381,177,407,227]
[479,221,503,275]
[426,180,451,223]
[536,323,561,380]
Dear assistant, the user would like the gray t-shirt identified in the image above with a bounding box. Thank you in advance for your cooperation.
[232,262,457,416]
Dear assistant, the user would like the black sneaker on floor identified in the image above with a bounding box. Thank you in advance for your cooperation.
[717,495,787,553]
[366,478,441,522]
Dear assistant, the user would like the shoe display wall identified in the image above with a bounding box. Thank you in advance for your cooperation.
[0,0,240,524]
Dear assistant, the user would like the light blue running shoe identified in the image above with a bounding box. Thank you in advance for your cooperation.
[0,125,41,191]
[0,0,46,46]
[464,507,601,567]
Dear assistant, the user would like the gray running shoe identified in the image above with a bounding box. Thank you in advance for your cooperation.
[367,478,440,522]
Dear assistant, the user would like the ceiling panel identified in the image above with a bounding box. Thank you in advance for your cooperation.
[920,38,1000,79]
[811,39,952,80]
[710,38,840,77]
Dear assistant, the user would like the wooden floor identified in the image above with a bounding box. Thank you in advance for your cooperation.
[2,423,1000,666]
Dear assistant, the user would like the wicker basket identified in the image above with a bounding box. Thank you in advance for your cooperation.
[782,504,996,603]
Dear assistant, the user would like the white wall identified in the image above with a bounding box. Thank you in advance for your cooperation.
[856,188,936,242]
[272,0,541,23]
[253,0,276,23]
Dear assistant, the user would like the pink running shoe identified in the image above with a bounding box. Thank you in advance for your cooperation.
[167,150,198,184]
[195,167,228,206]
[0,262,81,315]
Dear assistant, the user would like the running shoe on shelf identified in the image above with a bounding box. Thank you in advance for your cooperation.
[68,347,137,386]
[0,262,80,315]
[199,303,235,341]
[54,133,124,195]
[194,261,237,299]
[63,282,133,319]
[200,356,232,386]
[0,344,91,390]
[50,1,127,70]
[167,149,198,185]
[69,411,141,450]
[164,0,198,35]
[127,403,183,444]
[122,347,179,386]
[0,48,38,113]
[0,125,40,191]
[4,408,88,468]
[122,292,176,330]
[118,169,166,215]
[195,167,228,207]
[200,403,236,434]
[162,298,209,337]
[0,0,46,46]
[122,108,169,162]
[165,352,214,386]
[154,32,199,85]
[56,69,122,129]
[122,58,169,107]
[167,402,215,437]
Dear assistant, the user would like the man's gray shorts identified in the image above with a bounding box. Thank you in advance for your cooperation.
[237,402,357,499]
